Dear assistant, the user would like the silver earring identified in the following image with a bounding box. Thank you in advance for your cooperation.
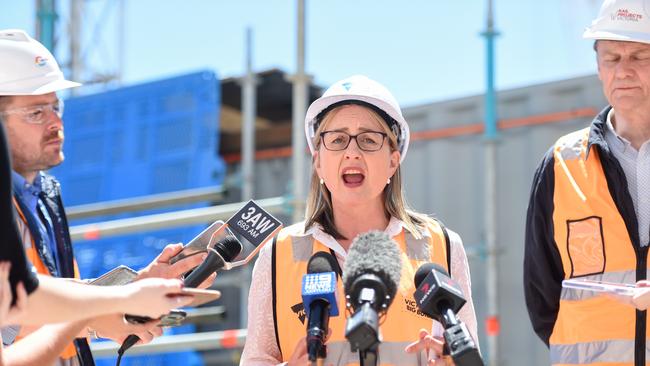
[386,178,391,185]
[320,178,324,185]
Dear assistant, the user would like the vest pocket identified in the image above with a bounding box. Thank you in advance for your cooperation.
[566,216,605,277]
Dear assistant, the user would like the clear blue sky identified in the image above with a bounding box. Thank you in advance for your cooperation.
[2,0,603,107]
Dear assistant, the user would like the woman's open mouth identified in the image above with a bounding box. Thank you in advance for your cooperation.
[342,169,365,187]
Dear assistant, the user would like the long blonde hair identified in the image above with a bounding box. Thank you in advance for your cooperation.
[304,103,433,240]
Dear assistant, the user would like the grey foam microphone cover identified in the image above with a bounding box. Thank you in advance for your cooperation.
[307,251,338,274]
[343,230,402,304]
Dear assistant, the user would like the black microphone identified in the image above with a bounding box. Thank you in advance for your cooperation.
[413,263,483,366]
[118,235,242,364]
[342,231,402,365]
[302,252,340,362]
[183,235,241,287]
[123,235,241,325]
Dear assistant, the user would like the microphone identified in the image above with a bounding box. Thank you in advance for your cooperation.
[183,235,242,287]
[123,235,241,324]
[301,252,340,362]
[413,263,483,366]
[342,231,402,360]
[118,235,242,363]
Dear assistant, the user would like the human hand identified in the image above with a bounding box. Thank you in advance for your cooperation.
[86,313,163,344]
[405,329,454,366]
[603,281,650,310]
[119,278,192,318]
[0,261,13,324]
[287,336,309,366]
[137,243,217,289]
[631,280,650,310]
[0,262,27,326]
[286,328,331,366]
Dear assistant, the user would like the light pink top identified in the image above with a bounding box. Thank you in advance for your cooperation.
[240,217,479,365]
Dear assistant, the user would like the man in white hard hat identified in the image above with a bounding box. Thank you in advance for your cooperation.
[524,1,650,365]
[0,29,214,365]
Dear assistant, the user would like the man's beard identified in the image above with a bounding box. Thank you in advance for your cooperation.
[42,130,65,170]
[44,151,65,170]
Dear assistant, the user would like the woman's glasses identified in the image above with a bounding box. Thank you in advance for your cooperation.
[320,130,387,152]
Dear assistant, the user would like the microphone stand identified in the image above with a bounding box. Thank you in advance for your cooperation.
[345,287,382,366]
[440,308,483,366]
[358,344,378,366]
[309,344,326,366]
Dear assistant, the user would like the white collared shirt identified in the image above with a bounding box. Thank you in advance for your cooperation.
[306,216,430,260]
[604,109,650,246]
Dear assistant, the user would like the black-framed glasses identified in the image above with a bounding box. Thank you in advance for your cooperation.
[320,130,387,152]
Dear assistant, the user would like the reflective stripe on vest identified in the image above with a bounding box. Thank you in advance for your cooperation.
[550,339,650,365]
[13,198,81,363]
[273,221,450,365]
[320,341,430,365]
[550,128,649,366]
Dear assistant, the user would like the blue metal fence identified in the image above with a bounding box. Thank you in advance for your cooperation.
[51,70,224,365]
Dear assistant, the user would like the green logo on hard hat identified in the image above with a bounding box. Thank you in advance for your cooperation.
[34,56,48,67]
[342,82,352,91]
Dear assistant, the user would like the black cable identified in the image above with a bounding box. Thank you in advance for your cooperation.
[115,334,139,366]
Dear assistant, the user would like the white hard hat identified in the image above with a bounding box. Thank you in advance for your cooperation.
[304,75,410,162]
[0,29,81,96]
[583,0,650,45]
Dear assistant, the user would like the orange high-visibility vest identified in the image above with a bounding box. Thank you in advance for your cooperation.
[13,198,81,364]
[273,220,450,366]
[550,128,650,366]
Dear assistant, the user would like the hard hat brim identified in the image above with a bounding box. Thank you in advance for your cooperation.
[583,29,650,45]
[34,78,82,95]
[0,78,82,96]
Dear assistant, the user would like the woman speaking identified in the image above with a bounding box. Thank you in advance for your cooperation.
[242,75,478,365]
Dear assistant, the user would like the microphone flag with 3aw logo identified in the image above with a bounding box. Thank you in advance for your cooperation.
[170,200,283,270]
[223,200,283,268]
[226,200,282,249]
